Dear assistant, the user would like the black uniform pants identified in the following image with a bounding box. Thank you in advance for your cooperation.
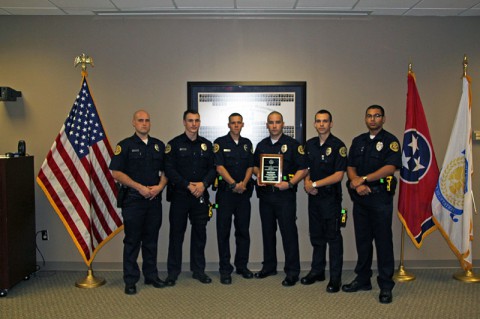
[258,189,300,277]
[352,192,395,291]
[308,195,343,280]
[216,190,251,275]
[122,197,162,285]
[167,192,210,277]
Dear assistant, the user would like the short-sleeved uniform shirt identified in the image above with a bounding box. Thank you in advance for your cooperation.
[347,129,401,180]
[109,133,165,187]
[164,133,216,192]
[254,133,307,187]
[214,133,254,183]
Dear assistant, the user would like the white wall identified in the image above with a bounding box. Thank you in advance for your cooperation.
[1,15,480,271]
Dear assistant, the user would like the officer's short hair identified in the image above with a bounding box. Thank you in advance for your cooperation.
[366,105,385,116]
[229,113,243,122]
[267,111,283,122]
[315,109,332,122]
[184,109,199,120]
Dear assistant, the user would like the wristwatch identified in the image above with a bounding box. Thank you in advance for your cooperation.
[362,176,368,183]
[312,181,317,188]
[288,181,294,189]
[229,182,236,190]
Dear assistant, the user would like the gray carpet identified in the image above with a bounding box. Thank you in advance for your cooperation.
[2,269,479,319]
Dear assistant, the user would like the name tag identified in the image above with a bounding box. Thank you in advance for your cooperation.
[131,149,140,152]
[223,149,231,152]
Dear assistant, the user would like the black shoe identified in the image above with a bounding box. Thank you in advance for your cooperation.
[164,275,177,287]
[282,275,299,287]
[220,274,232,285]
[124,284,136,295]
[379,290,393,304]
[300,271,325,285]
[326,279,341,293]
[192,272,212,284]
[144,277,166,288]
[236,268,254,279]
[341,280,372,293]
[254,269,278,279]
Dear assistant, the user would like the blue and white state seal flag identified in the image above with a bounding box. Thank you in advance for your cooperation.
[432,75,473,271]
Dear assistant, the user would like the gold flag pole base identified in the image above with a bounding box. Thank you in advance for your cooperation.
[75,267,106,288]
[453,269,480,283]
[393,264,416,282]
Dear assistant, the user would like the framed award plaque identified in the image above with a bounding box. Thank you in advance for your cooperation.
[260,154,283,185]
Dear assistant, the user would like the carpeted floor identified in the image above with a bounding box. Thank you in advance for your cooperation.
[2,269,479,319]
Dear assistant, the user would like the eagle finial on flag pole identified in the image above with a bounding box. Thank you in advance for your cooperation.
[74,53,94,76]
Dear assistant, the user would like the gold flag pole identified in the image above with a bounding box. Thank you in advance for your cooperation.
[453,54,480,283]
[394,226,416,282]
[72,53,105,288]
[394,62,416,282]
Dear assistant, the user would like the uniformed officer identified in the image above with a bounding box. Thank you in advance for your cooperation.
[214,113,254,285]
[109,110,168,295]
[302,110,347,293]
[164,110,216,286]
[253,111,308,287]
[342,105,401,304]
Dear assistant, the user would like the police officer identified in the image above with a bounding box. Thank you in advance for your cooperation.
[342,105,401,304]
[253,111,308,287]
[110,110,168,295]
[214,113,254,285]
[302,110,347,293]
[164,110,216,286]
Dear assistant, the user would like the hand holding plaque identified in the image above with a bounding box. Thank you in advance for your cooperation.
[259,154,283,185]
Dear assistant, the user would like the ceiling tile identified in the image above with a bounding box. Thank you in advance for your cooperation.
[296,0,356,9]
[3,7,65,14]
[175,0,234,9]
[111,0,175,9]
[49,0,115,9]
[405,8,465,16]
[356,0,418,9]
[237,0,296,9]
[0,0,54,7]
[415,0,480,9]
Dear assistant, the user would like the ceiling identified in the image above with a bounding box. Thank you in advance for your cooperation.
[1,0,480,17]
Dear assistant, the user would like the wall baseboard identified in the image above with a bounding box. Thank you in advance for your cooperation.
[37,260,475,272]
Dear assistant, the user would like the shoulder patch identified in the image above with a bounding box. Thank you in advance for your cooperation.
[114,145,121,155]
[214,143,220,153]
[339,146,347,157]
[390,141,399,152]
[165,144,171,154]
[298,145,305,155]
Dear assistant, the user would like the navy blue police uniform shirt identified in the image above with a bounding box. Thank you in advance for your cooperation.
[347,129,401,176]
[165,133,216,192]
[305,133,347,183]
[254,134,307,186]
[109,134,165,187]
[214,134,254,182]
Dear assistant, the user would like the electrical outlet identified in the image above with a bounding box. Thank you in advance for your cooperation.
[41,230,49,241]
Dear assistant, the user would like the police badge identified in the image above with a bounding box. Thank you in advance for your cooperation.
[201,143,207,151]
[376,142,383,151]
[281,144,288,153]
[154,144,160,152]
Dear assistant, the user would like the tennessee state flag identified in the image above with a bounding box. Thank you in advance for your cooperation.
[398,70,439,248]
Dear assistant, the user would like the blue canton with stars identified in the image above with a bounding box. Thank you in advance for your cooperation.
[64,80,105,159]
[400,129,432,183]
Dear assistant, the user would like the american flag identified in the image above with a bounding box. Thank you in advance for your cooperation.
[37,76,123,266]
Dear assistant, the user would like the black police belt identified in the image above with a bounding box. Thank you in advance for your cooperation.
[365,176,396,194]
[126,187,160,200]
[312,185,336,197]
